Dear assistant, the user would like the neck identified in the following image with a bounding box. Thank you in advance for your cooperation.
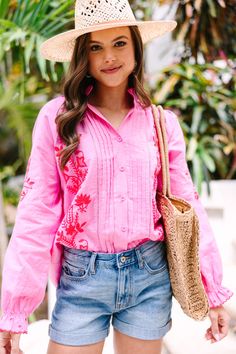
[88,82,133,111]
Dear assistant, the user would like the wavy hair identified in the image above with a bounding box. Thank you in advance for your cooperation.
[56,26,151,171]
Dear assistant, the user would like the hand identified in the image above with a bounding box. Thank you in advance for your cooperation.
[205,305,231,343]
[0,331,23,354]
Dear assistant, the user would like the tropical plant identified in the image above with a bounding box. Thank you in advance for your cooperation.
[0,76,47,178]
[130,0,157,20]
[0,0,73,86]
[152,61,236,192]
[0,0,76,173]
[158,0,236,61]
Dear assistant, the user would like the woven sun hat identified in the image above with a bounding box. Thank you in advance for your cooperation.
[40,0,177,62]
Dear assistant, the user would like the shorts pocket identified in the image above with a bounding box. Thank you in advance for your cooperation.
[142,243,168,275]
[61,255,91,281]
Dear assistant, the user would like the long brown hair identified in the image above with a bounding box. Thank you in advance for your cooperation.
[56,26,151,171]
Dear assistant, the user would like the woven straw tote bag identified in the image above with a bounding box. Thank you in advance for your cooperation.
[152,104,209,320]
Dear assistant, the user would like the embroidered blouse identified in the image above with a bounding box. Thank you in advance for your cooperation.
[0,86,233,334]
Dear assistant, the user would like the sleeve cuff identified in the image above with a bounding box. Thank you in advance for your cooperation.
[0,313,28,334]
[207,285,234,308]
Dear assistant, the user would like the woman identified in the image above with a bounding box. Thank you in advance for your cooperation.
[0,1,233,353]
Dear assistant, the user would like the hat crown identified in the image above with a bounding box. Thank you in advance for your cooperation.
[75,0,136,29]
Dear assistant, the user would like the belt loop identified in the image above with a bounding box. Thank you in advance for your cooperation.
[89,253,97,274]
[135,248,144,269]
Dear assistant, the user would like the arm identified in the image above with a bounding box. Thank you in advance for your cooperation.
[161,109,233,308]
[0,102,63,333]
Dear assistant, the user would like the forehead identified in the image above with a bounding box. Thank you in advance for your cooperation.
[90,26,131,41]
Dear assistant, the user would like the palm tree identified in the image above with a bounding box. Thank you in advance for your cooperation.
[0,0,75,170]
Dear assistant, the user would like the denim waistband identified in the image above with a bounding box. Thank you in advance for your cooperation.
[63,239,165,270]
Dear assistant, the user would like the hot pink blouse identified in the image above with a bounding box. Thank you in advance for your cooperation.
[0,86,233,334]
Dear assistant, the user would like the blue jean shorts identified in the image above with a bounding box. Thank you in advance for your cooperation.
[48,239,173,346]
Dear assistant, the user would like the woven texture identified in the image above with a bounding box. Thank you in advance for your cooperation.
[39,0,177,62]
[75,0,135,28]
[152,104,209,321]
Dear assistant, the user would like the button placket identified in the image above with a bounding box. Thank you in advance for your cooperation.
[114,137,128,239]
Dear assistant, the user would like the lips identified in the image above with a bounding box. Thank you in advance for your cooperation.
[101,65,122,74]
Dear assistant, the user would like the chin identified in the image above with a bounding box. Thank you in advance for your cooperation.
[98,78,130,88]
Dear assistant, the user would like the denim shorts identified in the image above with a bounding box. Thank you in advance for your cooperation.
[48,239,173,346]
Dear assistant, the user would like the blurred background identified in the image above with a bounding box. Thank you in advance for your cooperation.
[0,1,236,353]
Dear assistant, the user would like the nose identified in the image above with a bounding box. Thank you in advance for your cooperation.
[103,48,116,64]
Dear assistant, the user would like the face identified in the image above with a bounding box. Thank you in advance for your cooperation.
[88,26,136,89]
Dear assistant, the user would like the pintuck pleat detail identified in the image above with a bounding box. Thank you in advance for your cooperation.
[82,101,161,252]
[86,115,116,252]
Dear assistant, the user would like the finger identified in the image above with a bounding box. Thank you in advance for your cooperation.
[0,347,7,354]
[209,313,220,341]
[0,332,11,346]
[205,327,216,342]
[205,327,213,337]
[207,334,217,342]
[5,341,11,352]
[205,328,211,339]
[219,319,229,339]
[205,332,214,340]
[10,334,21,354]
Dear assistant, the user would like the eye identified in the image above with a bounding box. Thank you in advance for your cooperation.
[114,41,127,47]
[90,44,102,51]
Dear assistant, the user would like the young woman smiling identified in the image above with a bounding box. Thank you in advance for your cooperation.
[0,1,233,354]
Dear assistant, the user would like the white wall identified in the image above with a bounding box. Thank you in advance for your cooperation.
[200,180,236,266]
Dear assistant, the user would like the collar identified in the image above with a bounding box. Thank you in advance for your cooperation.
[85,84,138,128]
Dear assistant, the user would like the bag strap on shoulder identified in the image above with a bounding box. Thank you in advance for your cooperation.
[151,104,171,198]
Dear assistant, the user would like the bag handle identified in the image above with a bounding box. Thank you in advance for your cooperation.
[151,104,171,198]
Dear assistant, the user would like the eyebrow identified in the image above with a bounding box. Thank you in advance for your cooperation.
[89,35,129,44]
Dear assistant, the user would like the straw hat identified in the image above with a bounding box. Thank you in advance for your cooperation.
[40,0,177,62]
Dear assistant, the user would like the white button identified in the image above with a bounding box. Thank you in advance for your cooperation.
[117,136,122,142]
[121,226,126,232]
[120,166,125,172]
[121,196,125,202]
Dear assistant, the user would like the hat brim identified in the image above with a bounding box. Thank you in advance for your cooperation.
[40,20,177,62]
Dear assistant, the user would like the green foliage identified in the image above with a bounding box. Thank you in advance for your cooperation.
[152,61,236,192]
[0,164,21,207]
[159,0,236,61]
[0,1,73,175]
[129,0,157,20]
[0,0,73,82]
[0,79,43,171]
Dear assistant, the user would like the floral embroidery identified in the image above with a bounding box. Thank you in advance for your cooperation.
[56,193,92,249]
[55,140,88,194]
[19,157,35,201]
[77,239,88,250]
[74,193,91,212]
